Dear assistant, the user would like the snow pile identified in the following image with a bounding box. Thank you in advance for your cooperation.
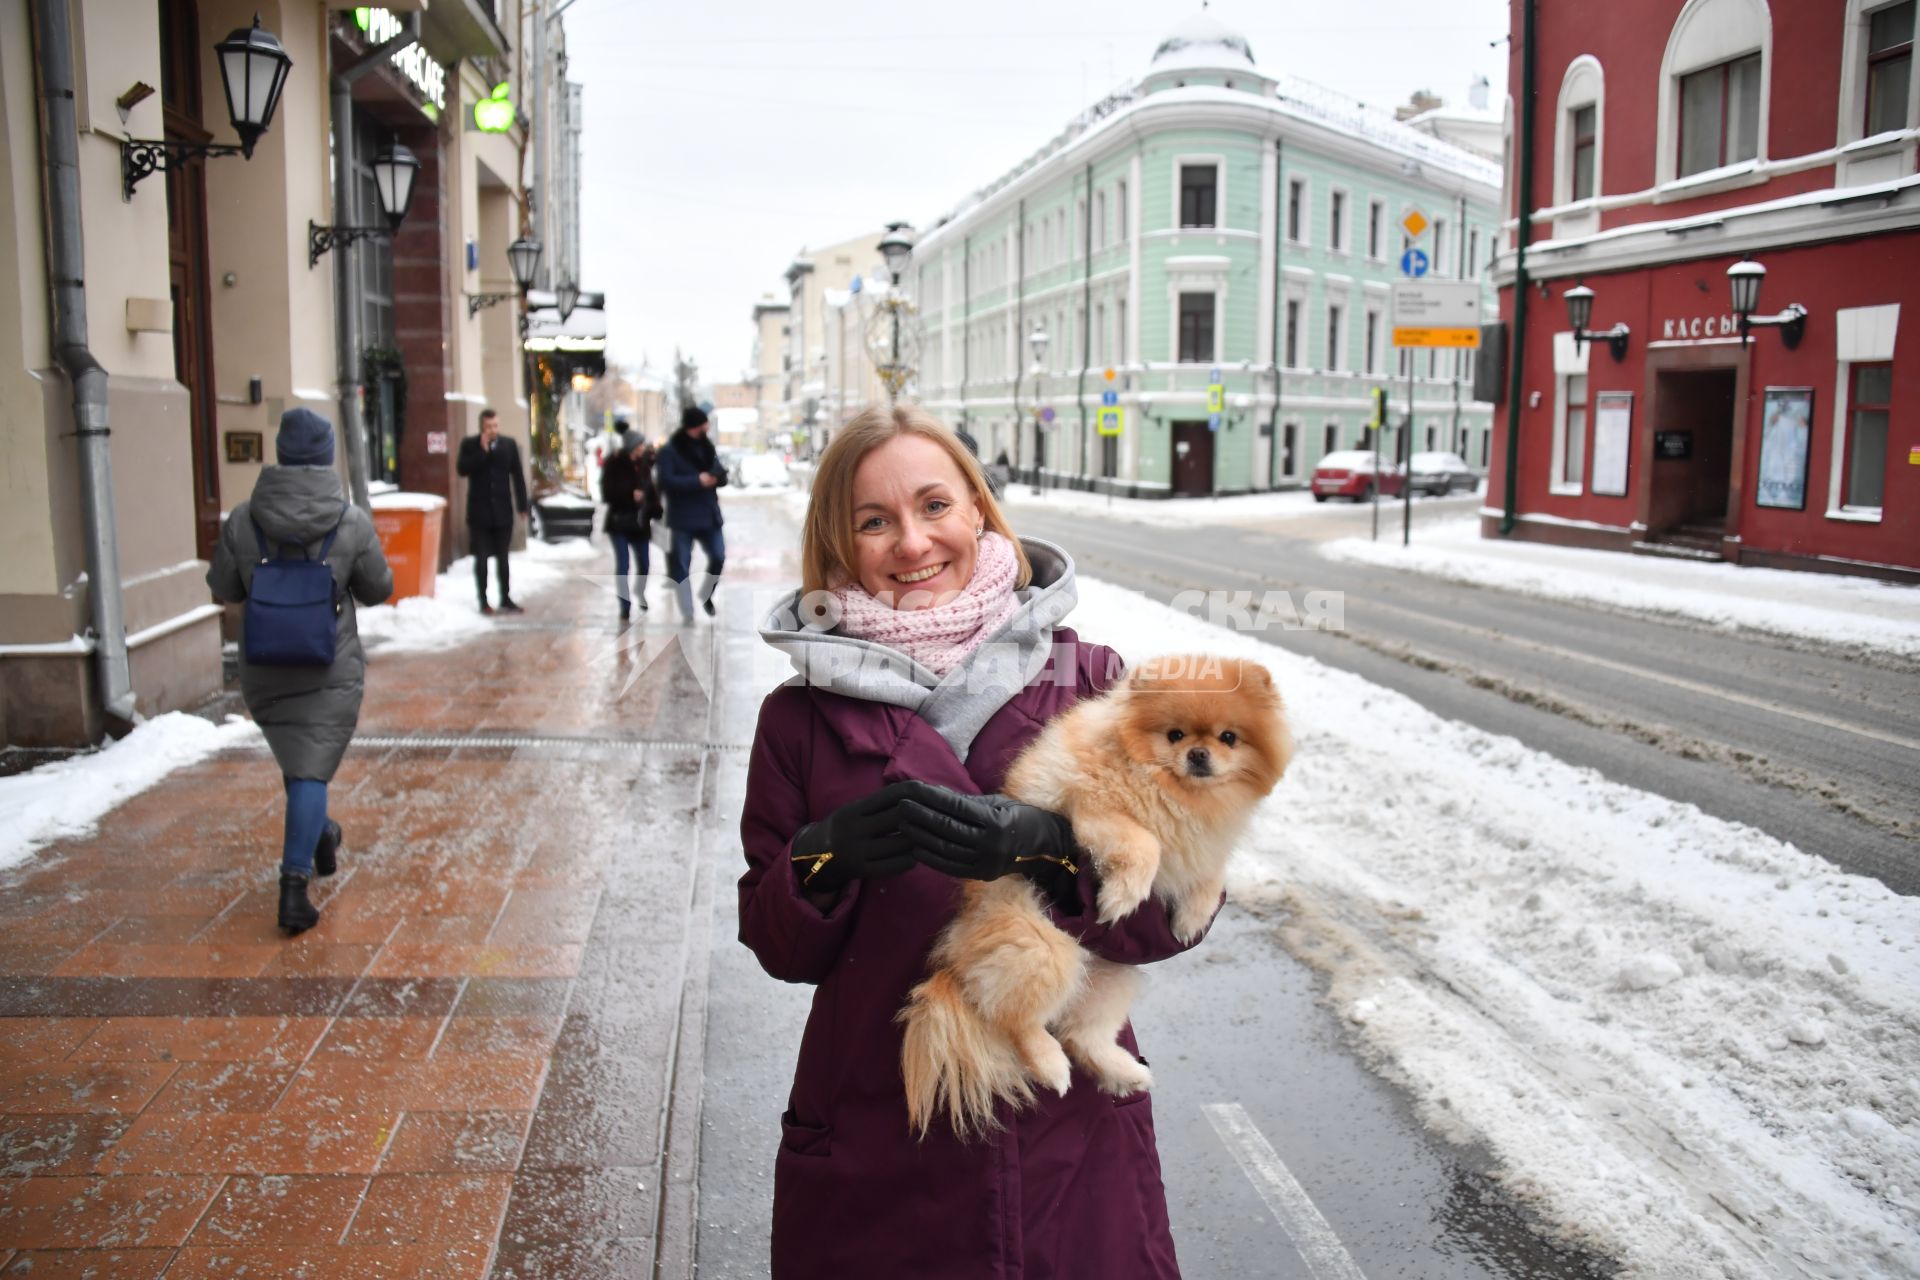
[0,713,260,874]
[1071,576,1920,1280]
[1320,516,1920,658]
[357,535,600,655]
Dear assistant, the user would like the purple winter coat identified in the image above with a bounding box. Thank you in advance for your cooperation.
[739,627,1214,1279]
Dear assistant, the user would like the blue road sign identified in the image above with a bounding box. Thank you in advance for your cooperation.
[1101,390,1118,406]
[1400,248,1430,277]
[1210,367,1223,383]
[1208,413,1221,432]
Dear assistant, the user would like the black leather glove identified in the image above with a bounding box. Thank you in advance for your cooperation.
[892,783,1083,905]
[790,781,920,893]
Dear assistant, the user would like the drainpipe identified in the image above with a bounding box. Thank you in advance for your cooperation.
[1268,136,1285,488]
[1455,191,1467,456]
[31,0,136,729]
[1014,198,1025,431]
[1501,0,1537,536]
[1075,162,1093,483]
[959,233,970,440]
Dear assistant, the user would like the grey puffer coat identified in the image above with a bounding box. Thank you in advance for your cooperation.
[206,466,394,781]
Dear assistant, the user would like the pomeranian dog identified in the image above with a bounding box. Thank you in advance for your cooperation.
[899,653,1291,1139]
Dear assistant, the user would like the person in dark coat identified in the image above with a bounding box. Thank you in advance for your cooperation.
[655,405,728,620]
[207,409,394,934]
[601,429,662,620]
[741,404,1204,1279]
[456,407,529,615]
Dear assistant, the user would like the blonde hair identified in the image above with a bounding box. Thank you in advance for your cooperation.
[802,405,1029,596]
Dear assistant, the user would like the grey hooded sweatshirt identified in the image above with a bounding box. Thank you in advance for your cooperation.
[207,466,394,781]
[758,536,1081,762]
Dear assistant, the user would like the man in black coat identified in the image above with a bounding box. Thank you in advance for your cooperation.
[456,407,530,614]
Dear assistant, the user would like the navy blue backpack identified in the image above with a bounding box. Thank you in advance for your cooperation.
[243,506,346,667]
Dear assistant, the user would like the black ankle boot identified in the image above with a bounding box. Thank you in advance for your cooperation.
[278,873,319,935]
[313,820,342,878]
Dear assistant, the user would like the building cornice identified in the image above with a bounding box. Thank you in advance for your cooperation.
[1492,173,1920,284]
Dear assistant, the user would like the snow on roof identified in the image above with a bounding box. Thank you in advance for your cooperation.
[1150,11,1256,70]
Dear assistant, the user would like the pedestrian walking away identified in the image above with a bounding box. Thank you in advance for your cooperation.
[741,404,1200,1279]
[602,427,662,620]
[457,406,530,614]
[656,404,728,620]
[207,408,394,934]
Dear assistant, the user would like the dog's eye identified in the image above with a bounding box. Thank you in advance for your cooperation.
[1219,731,1238,747]
[1166,729,1185,743]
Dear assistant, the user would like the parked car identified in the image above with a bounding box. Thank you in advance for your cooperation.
[735,453,792,489]
[1311,450,1406,502]
[530,486,596,541]
[1408,451,1478,496]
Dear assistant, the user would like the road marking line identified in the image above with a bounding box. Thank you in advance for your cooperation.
[1203,1102,1370,1280]
[1043,521,1919,754]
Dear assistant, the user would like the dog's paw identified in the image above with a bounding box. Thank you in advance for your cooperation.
[1032,1044,1073,1098]
[1095,1054,1153,1097]
[1170,889,1220,944]
[1094,860,1156,925]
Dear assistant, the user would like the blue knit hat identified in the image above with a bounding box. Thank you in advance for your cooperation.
[276,408,335,467]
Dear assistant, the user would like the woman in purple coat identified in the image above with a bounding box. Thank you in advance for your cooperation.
[742,404,1213,1278]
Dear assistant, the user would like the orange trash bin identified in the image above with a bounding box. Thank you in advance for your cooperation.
[369,492,447,602]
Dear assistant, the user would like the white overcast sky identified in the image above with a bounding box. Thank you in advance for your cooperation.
[562,0,1512,383]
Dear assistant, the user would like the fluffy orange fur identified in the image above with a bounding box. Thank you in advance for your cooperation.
[898,654,1292,1139]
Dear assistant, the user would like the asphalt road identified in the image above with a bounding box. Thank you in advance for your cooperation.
[1004,490,1920,896]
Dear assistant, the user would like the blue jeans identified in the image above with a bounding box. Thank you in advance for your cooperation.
[282,777,328,877]
[609,531,651,613]
[668,526,725,616]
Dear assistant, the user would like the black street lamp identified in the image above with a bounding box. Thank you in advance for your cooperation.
[466,237,543,321]
[556,280,580,324]
[1565,281,1631,361]
[1726,258,1808,348]
[122,15,292,199]
[309,141,420,266]
[874,221,916,401]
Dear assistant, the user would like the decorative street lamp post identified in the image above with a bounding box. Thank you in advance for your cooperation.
[872,222,917,401]
[1726,258,1808,348]
[1029,323,1050,494]
[308,141,420,266]
[466,236,542,328]
[121,16,293,199]
[1564,281,1631,361]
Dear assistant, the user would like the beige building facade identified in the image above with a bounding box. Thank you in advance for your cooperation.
[1,0,565,747]
[778,228,886,457]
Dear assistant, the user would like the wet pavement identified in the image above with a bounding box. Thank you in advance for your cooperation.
[1,491,1615,1277]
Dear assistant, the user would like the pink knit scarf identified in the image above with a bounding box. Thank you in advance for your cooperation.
[831,531,1021,676]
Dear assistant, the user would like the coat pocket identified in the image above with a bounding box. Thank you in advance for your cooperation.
[779,1108,832,1158]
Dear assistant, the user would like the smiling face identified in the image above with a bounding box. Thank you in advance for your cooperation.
[848,433,984,610]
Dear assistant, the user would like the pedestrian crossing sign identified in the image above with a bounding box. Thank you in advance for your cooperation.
[1206,384,1225,413]
[1098,406,1124,436]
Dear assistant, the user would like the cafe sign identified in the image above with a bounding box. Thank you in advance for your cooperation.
[354,7,448,113]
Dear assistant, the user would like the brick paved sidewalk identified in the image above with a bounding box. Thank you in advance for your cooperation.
[0,554,762,1279]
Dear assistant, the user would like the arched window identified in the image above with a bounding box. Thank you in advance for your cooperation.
[1657,0,1773,183]
[1554,57,1606,206]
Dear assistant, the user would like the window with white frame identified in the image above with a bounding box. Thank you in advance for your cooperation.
[1680,53,1762,175]
[1323,422,1337,456]
[1367,199,1385,259]
[1325,303,1344,372]
[1845,363,1891,509]
[1433,219,1449,275]
[1116,298,1127,363]
[1867,2,1915,134]
[1178,293,1215,363]
[1330,189,1348,253]
[1555,56,1605,205]
[1658,0,1770,184]
[1096,192,1107,250]
[1558,373,1589,488]
[1282,423,1299,476]
[1468,228,1481,277]
[1364,310,1381,374]
[1117,179,1129,240]
[1287,178,1307,243]
[1571,105,1598,199]
[1179,165,1218,228]
[1285,298,1302,367]
[1094,303,1106,365]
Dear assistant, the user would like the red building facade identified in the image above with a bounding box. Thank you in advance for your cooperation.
[1488,0,1918,580]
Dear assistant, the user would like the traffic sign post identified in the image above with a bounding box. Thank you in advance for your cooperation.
[1399,248,1430,277]
[1391,281,1483,349]
[1207,413,1221,433]
[1205,383,1225,414]
[1097,406,1123,436]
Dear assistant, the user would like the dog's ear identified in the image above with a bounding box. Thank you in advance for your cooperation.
[1238,661,1275,694]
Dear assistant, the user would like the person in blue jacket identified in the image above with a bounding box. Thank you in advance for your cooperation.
[655,406,728,619]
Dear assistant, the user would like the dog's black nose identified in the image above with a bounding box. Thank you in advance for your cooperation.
[1186,747,1212,775]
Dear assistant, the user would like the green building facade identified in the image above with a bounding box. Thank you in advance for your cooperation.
[910,15,1502,496]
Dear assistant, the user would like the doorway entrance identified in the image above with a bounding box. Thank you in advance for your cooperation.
[1647,368,1737,545]
[1171,421,1214,496]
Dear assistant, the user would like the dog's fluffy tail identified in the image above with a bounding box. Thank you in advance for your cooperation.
[899,968,1033,1141]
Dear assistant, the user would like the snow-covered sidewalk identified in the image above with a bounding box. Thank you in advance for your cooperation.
[356,533,601,654]
[1320,514,1920,659]
[1070,576,1919,1280]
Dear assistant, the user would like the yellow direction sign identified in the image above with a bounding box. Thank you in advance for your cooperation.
[1098,406,1124,436]
[1402,209,1429,240]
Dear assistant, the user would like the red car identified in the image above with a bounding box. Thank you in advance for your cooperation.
[1311,450,1407,502]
